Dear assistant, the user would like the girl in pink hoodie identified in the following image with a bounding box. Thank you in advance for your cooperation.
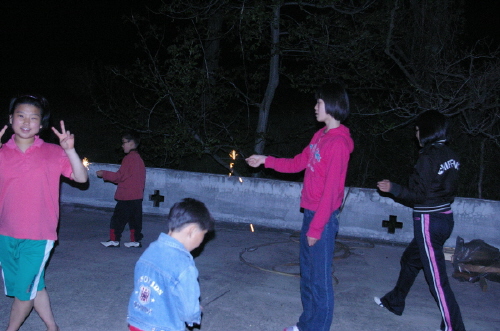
[246,83,354,331]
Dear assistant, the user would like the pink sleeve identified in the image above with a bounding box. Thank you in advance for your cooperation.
[264,145,309,173]
[60,149,74,179]
[306,140,350,239]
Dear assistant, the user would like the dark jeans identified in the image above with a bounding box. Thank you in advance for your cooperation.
[297,209,339,331]
[381,212,466,331]
[109,199,143,242]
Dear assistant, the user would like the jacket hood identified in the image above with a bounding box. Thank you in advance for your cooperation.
[326,124,354,153]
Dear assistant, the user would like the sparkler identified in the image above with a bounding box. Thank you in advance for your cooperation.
[250,224,255,232]
[82,157,91,170]
[229,150,237,176]
[228,150,244,183]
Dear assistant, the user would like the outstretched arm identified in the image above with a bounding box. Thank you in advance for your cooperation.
[52,120,88,183]
[245,155,267,167]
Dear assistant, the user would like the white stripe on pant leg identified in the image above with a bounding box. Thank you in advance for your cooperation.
[2,268,7,296]
[29,240,54,300]
[420,214,452,331]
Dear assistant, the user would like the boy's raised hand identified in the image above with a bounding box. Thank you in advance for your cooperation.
[0,125,7,148]
[52,120,75,150]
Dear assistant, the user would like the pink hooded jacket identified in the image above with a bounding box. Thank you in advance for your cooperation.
[265,124,354,239]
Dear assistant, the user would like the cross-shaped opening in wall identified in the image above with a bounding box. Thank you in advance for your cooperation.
[382,215,403,234]
[149,190,165,207]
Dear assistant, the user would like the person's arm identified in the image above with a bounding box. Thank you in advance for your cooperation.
[51,120,88,183]
[98,154,135,184]
[246,143,310,173]
[0,125,7,148]
[265,148,309,173]
[246,154,267,167]
[378,154,431,204]
[176,265,202,326]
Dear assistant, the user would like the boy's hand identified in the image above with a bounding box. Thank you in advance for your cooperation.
[52,120,75,150]
[245,155,267,167]
[0,125,8,148]
[377,179,392,193]
[96,170,103,178]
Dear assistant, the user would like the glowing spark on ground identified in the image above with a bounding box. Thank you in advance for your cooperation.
[250,224,254,232]
[239,177,243,183]
[82,157,91,170]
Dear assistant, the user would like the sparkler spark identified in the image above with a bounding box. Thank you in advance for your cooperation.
[229,150,238,160]
[228,150,244,183]
[82,157,91,170]
[250,224,254,232]
[229,150,238,176]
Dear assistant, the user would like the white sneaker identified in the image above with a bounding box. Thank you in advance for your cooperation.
[124,241,142,248]
[101,240,120,247]
[283,326,299,331]
[374,296,384,308]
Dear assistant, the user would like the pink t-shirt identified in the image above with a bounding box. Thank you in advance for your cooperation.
[0,135,73,240]
[265,125,354,239]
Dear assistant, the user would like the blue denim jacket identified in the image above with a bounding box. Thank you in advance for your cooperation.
[127,233,201,331]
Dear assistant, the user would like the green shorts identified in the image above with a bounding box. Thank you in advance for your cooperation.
[0,235,54,301]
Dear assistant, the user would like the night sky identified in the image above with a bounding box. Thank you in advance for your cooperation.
[0,0,156,100]
[0,0,159,161]
[0,0,499,178]
[0,1,499,113]
[2,1,499,88]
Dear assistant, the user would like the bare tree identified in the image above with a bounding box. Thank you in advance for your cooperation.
[86,0,500,198]
[380,0,500,197]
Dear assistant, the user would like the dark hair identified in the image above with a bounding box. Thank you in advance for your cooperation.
[122,131,141,148]
[315,83,350,122]
[166,198,214,232]
[415,110,448,147]
[9,95,51,129]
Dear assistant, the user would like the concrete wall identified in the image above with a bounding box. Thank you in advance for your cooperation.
[61,163,500,248]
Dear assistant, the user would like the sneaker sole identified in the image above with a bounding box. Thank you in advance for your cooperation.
[101,242,120,248]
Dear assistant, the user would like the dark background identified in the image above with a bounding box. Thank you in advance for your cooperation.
[1,0,499,193]
[0,0,159,161]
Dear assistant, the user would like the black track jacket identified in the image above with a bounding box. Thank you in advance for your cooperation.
[390,141,460,213]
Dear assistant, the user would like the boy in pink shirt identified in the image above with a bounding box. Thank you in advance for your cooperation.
[0,95,88,331]
[246,83,354,331]
[97,132,146,248]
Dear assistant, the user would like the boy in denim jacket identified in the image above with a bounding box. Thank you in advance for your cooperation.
[127,198,214,331]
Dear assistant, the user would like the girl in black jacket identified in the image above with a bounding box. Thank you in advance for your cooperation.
[375,110,466,331]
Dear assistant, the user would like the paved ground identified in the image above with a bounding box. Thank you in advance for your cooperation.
[1,204,499,331]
